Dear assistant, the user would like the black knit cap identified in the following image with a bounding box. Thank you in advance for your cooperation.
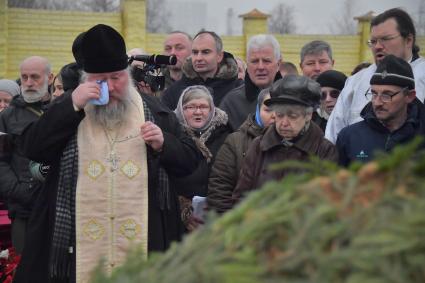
[60,62,80,92]
[316,70,347,91]
[265,75,321,108]
[370,54,415,90]
[72,31,86,68]
[81,24,128,73]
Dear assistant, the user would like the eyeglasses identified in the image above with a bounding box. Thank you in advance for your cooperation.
[321,90,340,100]
[364,87,408,102]
[367,34,401,47]
[183,105,210,112]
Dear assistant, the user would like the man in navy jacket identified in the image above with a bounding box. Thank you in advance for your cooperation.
[336,55,425,166]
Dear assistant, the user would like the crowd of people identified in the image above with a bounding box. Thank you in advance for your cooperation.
[0,7,424,283]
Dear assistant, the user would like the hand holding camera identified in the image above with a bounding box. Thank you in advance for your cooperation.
[128,54,177,92]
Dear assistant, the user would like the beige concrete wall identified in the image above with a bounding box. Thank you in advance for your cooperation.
[6,7,121,78]
[0,0,8,78]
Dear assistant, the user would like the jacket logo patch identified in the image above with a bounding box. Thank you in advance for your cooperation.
[356,150,369,159]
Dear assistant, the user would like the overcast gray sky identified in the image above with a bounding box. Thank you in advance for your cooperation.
[170,0,422,35]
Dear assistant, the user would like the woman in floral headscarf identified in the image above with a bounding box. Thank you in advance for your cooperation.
[174,85,231,231]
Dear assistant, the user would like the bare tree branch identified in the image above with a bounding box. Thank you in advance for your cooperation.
[417,0,425,36]
[328,0,356,35]
[146,0,172,33]
[8,0,120,12]
[80,0,119,12]
[268,3,296,34]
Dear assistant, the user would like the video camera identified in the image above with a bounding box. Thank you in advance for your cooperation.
[128,54,177,92]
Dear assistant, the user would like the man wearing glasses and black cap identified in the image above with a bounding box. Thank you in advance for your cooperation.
[326,8,425,144]
[336,55,425,166]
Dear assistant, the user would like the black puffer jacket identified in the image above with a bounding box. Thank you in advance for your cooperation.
[336,98,425,166]
[0,95,47,219]
[161,52,242,110]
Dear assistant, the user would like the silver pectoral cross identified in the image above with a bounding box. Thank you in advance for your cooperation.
[107,151,120,172]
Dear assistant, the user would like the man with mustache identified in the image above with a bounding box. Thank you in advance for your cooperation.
[326,8,425,144]
[0,56,52,255]
[162,31,193,90]
[336,55,425,166]
[14,24,200,283]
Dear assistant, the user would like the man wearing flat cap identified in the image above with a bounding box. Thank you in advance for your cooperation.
[14,24,200,283]
[336,55,425,166]
[232,75,338,202]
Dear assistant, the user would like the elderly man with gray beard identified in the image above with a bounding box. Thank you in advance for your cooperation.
[0,56,53,255]
[14,24,200,283]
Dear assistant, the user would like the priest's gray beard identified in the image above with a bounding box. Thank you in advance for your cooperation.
[93,97,129,129]
[82,69,136,130]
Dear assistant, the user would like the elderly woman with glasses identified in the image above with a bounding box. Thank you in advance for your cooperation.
[313,70,347,132]
[174,85,231,231]
[233,75,338,203]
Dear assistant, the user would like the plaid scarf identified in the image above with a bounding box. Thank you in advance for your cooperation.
[142,99,171,210]
[49,134,78,281]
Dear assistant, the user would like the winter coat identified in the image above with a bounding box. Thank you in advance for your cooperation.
[326,55,425,144]
[219,72,282,131]
[14,92,201,283]
[162,67,177,92]
[336,98,425,166]
[312,110,327,133]
[173,108,231,198]
[207,114,264,213]
[233,122,338,202]
[0,95,47,220]
[161,52,242,110]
